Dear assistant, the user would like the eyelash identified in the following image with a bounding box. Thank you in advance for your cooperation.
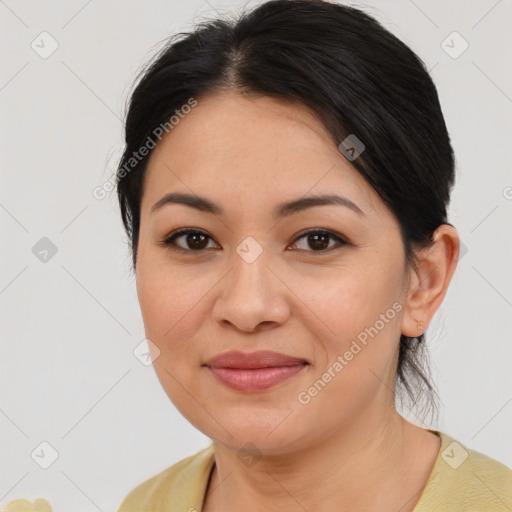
[160,228,349,255]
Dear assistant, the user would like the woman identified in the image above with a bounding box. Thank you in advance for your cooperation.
[114,0,512,510]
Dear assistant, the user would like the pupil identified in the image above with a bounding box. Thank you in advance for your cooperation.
[188,233,207,249]
[309,233,328,250]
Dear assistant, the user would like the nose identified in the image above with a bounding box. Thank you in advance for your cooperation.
[211,244,291,333]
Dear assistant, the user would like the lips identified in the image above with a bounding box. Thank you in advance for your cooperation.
[204,350,308,369]
[203,350,308,392]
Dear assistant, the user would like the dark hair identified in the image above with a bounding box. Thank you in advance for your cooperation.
[116,0,456,422]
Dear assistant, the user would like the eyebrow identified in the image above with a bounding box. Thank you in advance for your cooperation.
[150,192,365,218]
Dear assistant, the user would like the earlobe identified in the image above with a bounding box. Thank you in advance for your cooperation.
[400,224,460,337]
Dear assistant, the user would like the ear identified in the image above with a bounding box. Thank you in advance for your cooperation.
[401,224,460,337]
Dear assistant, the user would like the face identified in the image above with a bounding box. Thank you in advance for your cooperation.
[136,92,411,454]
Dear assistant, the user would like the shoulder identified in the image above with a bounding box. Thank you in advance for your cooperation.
[117,444,215,512]
[415,431,512,511]
[460,443,512,508]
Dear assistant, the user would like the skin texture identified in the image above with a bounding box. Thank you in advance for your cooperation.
[136,92,460,511]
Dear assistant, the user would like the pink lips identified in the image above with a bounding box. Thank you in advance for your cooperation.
[203,350,308,392]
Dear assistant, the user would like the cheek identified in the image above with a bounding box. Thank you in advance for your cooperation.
[136,260,211,345]
[303,264,402,342]
[136,265,210,418]
[299,261,404,395]
[293,276,403,427]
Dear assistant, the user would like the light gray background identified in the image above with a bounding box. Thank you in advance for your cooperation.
[1,0,511,510]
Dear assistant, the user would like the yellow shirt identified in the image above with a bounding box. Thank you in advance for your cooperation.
[117,431,512,511]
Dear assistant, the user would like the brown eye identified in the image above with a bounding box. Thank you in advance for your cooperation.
[290,230,348,252]
[163,229,218,252]
[161,228,348,254]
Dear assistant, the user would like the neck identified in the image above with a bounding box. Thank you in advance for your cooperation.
[203,403,437,512]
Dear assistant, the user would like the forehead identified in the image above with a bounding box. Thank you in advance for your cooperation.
[141,92,379,217]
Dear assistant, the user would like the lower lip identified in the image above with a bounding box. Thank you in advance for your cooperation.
[207,364,307,392]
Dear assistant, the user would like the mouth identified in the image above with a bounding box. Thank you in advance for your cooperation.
[203,350,309,392]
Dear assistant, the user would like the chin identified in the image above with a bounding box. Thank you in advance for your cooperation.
[197,406,308,454]
[214,429,301,455]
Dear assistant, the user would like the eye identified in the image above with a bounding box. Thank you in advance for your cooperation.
[288,229,348,252]
[160,228,349,254]
[161,228,219,253]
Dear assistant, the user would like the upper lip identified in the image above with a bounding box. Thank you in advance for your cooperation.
[203,350,308,369]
